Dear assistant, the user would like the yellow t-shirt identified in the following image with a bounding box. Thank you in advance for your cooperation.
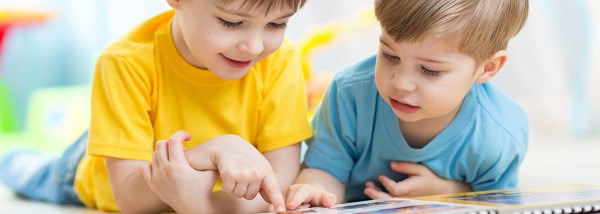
[74,10,313,211]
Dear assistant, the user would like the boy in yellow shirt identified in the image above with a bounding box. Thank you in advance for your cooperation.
[0,0,311,213]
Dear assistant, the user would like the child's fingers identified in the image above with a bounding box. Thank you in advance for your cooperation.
[365,181,381,191]
[151,151,160,172]
[221,175,236,194]
[244,181,261,200]
[321,192,336,207]
[167,137,187,163]
[390,161,426,176]
[364,185,392,199]
[155,140,169,163]
[169,130,193,142]
[231,181,249,198]
[285,185,335,209]
[296,203,311,209]
[260,174,285,213]
[379,175,409,196]
[285,186,313,209]
[365,181,389,199]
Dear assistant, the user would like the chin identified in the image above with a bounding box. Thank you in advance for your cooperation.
[215,69,251,80]
[394,112,423,123]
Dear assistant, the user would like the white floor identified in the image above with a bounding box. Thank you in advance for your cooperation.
[0,185,102,214]
[1,133,599,213]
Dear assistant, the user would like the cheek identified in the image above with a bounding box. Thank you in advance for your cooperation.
[262,32,285,56]
[374,67,389,96]
[421,82,468,113]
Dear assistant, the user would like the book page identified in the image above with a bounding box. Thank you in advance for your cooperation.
[263,198,489,214]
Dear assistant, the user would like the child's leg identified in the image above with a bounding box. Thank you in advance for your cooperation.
[0,130,88,205]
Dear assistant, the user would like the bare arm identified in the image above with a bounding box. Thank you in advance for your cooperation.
[284,166,346,209]
[106,132,226,213]
[205,143,302,213]
[295,167,345,202]
[105,157,170,213]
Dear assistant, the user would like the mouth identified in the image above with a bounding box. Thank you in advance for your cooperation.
[221,54,252,68]
[390,98,420,113]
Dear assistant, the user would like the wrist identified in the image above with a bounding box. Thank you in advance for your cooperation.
[184,137,224,171]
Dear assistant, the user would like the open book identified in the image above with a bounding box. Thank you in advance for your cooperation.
[275,184,600,214]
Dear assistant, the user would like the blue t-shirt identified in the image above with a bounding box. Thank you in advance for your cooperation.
[304,55,529,202]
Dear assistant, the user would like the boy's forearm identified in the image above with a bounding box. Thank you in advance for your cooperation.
[105,157,171,213]
[295,167,346,203]
[207,143,302,213]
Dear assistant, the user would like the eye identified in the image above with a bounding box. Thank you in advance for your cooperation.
[381,51,400,62]
[268,22,287,29]
[420,66,441,77]
[217,17,242,28]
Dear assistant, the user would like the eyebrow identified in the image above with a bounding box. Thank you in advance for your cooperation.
[416,56,450,64]
[215,3,295,20]
[379,38,392,49]
[380,38,451,64]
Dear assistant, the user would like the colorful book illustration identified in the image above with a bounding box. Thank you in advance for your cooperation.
[411,183,600,214]
[272,184,600,214]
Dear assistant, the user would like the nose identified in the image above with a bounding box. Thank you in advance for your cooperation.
[390,69,417,92]
[238,31,264,56]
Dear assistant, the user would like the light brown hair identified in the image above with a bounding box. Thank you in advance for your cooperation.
[216,0,307,14]
[374,0,528,64]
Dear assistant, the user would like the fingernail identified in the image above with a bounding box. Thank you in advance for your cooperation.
[276,205,285,212]
[391,162,398,168]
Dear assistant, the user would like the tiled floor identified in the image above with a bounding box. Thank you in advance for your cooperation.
[1,132,599,213]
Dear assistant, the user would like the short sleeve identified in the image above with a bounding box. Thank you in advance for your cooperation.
[303,75,359,183]
[256,41,313,152]
[87,55,155,161]
[464,138,526,191]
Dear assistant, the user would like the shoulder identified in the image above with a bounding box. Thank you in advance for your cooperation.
[331,54,377,89]
[473,83,528,143]
[459,83,529,159]
[317,55,380,121]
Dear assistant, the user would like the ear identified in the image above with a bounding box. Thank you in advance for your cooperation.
[167,0,181,9]
[476,50,507,83]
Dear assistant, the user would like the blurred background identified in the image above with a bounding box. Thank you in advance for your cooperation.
[0,1,599,210]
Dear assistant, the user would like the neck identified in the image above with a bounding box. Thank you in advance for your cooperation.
[170,15,205,69]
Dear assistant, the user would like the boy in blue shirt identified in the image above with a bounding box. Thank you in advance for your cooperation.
[283,0,529,208]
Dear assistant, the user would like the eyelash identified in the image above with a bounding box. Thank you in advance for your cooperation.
[382,52,400,61]
[268,22,287,29]
[420,66,441,77]
[217,17,287,30]
[218,17,242,28]
[382,51,441,77]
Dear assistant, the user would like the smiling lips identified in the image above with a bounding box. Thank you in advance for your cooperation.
[221,54,251,68]
[390,98,420,113]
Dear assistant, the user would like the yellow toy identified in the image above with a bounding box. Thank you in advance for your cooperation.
[296,5,377,118]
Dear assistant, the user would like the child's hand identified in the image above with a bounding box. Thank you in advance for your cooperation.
[364,161,472,198]
[209,134,286,212]
[284,184,337,209]
[141,131,220,213]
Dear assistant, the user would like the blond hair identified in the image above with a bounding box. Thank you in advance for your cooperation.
[216,0,307,14]
[374,0,528,64]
